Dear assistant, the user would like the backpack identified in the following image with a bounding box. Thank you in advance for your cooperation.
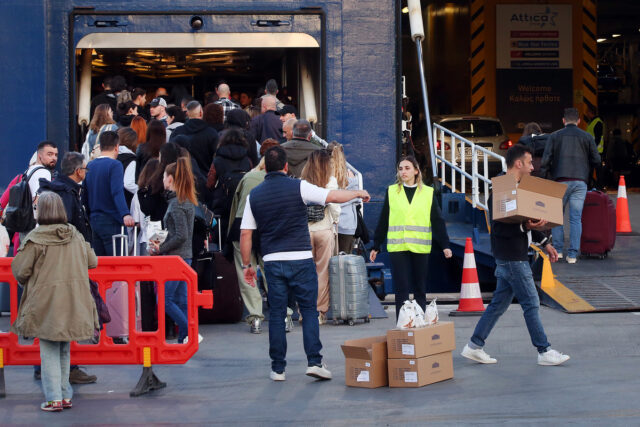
[4,166,45,233]
[218,169,246,213]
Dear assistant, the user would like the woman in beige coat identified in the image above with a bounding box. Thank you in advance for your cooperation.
[11,192,98,412]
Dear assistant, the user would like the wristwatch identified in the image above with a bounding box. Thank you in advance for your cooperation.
[241,263,252,269]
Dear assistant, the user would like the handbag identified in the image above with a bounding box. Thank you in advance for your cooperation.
[307,204,325,223]
[89,280,111,325]
[354,204,370,244]
[195,202,217,230]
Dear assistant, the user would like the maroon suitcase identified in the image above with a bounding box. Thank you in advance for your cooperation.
[580,191,616,258]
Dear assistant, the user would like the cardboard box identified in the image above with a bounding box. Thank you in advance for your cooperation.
[491,174,567,228]
[386,322,455,359]
[388,351,454,388]
[341,336,388,388]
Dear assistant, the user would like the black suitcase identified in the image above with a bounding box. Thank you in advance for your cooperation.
[195,217,243,323]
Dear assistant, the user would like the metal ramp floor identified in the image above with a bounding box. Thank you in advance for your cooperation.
[537,234,640,312]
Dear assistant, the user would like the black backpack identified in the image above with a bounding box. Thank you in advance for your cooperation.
[219,169,246,211]
[4,166,45,233]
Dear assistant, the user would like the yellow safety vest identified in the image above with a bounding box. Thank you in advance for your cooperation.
[586,117,605,154]
[387,184,433,253]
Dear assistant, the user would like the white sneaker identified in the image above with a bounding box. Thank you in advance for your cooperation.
[183,333,204,344]
[461,344,497,364]
[557,253,563,259]
[537,349,570,366]
[305,363,332,380]
[270,371,286,381]
[566,257,577,264]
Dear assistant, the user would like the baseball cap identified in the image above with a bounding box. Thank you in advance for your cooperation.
[150,97,167,108]
[276,105,297,116]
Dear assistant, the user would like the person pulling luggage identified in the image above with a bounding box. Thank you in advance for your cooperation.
[370,155,452,319]
[240,146,370,381]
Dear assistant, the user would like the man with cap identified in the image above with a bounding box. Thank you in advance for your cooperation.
[276,105,327,148]
[149,97,169,127]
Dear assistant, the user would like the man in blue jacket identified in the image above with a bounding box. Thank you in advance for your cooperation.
[82,131,135,256]
[539,108,601,264]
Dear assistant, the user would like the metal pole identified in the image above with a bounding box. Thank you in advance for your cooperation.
[415,37,437,179]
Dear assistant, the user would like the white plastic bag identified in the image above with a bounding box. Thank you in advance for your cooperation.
[425,298,439,325]
[396,300,416,329]
[411,300,427,327]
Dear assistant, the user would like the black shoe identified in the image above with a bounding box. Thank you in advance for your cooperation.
[34,370,41,380]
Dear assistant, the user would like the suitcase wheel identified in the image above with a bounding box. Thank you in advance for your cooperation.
[348,319,355,326]
[364,317,370,323]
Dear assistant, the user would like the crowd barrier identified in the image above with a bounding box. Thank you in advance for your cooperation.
[0,256,213,397]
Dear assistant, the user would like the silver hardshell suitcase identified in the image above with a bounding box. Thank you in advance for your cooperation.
[329,253,370,326]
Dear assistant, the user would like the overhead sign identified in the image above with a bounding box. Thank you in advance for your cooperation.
[496,4,572,69]
[496,4,573,134]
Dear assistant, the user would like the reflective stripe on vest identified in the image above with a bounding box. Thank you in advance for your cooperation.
[586,117,604,154]
[387,184,433,253]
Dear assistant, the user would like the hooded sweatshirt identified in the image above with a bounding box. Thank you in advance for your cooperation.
[11,224,99,341]
[169,118,219,175]
[280,138,322,178]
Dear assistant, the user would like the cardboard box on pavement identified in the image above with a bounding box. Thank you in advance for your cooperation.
[491,174,566,228]
[388,352,454,387]
[341,336,388,388]
[386,322,455,359]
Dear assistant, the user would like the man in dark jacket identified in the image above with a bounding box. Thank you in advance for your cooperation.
[462,144,570,367]
[36,151,97,384]
[539,107,601,264]
[280,120,321,177]
[170,101,219,176]
[249,95,283,144]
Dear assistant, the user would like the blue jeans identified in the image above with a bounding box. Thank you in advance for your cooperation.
[165,259,191,343]
[39,339,73,402]
[264,258,323,373]
[552,180,587,258]
[471,260,550,353]
[91,213,122,256]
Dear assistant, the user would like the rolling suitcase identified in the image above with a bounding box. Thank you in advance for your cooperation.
[105,227,141,341]
[329,241,370,326]
[580,190,616,258]
[195,216,243,324]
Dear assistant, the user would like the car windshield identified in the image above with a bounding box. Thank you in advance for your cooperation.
[441,120,503,138]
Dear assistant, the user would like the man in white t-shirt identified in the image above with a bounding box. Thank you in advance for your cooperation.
[240,146,370,382]
[21,141,58,238]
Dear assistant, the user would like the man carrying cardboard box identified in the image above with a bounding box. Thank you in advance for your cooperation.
[539,107,601,264]
[462,144,571,366]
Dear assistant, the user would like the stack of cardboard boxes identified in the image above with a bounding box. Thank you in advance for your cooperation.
[341,322,456,388]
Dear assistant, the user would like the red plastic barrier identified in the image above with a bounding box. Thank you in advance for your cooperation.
[0,256,213,366]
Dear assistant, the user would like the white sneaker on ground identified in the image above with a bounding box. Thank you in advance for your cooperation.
[270,371,286,381]
[566,257,577,264]
[305,363,332,380]
[537,349,570,366]
[461,344,497,364]
[183,333,204,344]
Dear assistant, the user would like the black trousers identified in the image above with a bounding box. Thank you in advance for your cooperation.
[389,251,430,319]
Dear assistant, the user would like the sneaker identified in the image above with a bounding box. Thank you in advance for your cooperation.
[41,401,63,412]
[537,348,570,366]
[183,333,204,345]
[305,363,332,380]
[69,367,97,384]
[566,257,577,264]
[270,371,286,381]
[318,313,327,325]
[250,318,262,334]
[461,344,497,364]
[62,399,72,409]
[285,315,293,333]
[557,253,563,259]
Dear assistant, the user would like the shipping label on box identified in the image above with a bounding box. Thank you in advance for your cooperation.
[491,174,567,228]
[341,336,388,388]
[388,352,454,388]
[387,322,455,359]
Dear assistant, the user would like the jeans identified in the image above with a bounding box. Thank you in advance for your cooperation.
[165,259,191,343]
[552,180,587,258]
[91,213,122,256]
[389,251,430,318]
[470,260,550,353]
[39,339,73,402]
[263,258,323,373]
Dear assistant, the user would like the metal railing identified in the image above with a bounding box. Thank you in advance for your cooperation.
[432,123,507,210]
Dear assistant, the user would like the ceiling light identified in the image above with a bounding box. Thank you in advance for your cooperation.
[597,38,607,43]
[402,6,409,13]
[612,34,621,38]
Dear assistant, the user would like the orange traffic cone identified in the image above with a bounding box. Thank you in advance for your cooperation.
[616,175,632,233]
[449,238,485,316]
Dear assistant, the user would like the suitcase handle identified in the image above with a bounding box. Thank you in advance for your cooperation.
[112,225,138,256]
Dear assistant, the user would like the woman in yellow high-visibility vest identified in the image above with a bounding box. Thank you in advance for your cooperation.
[370,156,452,318]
